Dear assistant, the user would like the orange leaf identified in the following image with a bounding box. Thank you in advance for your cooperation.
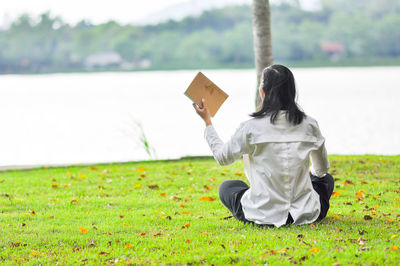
[52,184,59,189]
[185,239,190,243]
[356,192,364,198]
[269,249,276,254]
[182,211,189,215]
[140,233,146,236]
[159,192,166,196]
[309,248,320,253]
[71,199,79,204]
[204,185,210,190]
[180,204,185,208]
[153,232,162,237]
[200,196,216,202]
[137,168,145,172]
[388,218,393,222]
[332,191,340,197]
[391,246,398,251]
[78,226,88,234]
[182,223,190,229]
[332,215,339,219]
[234,172,244,176]
[30,250,40,256]
[125,244,133,248]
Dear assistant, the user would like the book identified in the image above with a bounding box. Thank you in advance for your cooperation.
[184,72,229,117]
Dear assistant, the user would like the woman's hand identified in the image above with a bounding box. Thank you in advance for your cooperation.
[193,98,212,126]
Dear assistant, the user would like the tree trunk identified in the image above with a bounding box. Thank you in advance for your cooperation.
[252,0,273,108]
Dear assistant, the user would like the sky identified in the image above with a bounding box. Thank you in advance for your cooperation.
[0,0,321,28]
[0,0,190,27]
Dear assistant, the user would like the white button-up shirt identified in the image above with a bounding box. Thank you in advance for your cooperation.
[204,111,329,227]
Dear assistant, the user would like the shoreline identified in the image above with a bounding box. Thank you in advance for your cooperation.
[1,154,399,172]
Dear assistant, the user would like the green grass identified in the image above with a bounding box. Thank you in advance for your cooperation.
[0,155,399,265]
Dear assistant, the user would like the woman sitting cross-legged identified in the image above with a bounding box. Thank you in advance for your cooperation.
[193,64,334,227]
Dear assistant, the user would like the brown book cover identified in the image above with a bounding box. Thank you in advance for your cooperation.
[184,72,229,117]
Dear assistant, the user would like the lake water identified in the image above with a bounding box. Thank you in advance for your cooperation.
[0,67,399,168]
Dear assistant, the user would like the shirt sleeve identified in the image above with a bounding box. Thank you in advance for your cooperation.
[204,123,250,166]
[309,121,330,177]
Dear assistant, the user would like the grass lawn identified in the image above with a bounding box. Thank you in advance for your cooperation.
[0,155,399,265]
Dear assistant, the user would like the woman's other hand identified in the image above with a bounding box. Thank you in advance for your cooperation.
[193,98,212,126]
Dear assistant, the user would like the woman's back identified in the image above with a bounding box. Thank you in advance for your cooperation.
[239,111,329,227]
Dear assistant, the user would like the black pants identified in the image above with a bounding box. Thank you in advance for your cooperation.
[218,173,335,226]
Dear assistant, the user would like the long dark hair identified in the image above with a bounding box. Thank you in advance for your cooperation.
[250,64,305,125]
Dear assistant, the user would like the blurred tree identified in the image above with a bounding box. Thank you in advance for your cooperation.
[252,0,273,108]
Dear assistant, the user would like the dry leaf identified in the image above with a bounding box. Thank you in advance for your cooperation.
[234,172,244,176]
[137,168,145,172]
[364,215,373,220]
[125,244,133,248]
[79,226,88,234]
[332,191,340,197]
[185,239,190,243]
[200,196,216,201]
[148,185,159,189]
[98,251,108,255]
[182,223,190,229]
[159,192,166,196]
[30,250,40,256]
[134,184,141,189]
[52,184,59,189]
[356,192,365,198]
[182,211,189,215]
[309,248,319,253]
[140,233,146,236]
[391,246,398,251]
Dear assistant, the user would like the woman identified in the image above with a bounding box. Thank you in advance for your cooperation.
[193,64,334,228]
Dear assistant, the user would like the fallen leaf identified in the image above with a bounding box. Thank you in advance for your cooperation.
[332,215,339,219]
[30,250,40,256]
[269,249,276,254]
[159,192,166,196]
[30,210,36,215]
[79,174,86,178]
[11,243,21,247]
[79,227,88,234]
[204,185,210,190]
[364,215,373,220]
[185,239,190,243]
[391,246,398,251]
[182,223,190,229]
[134,184,141,189]
[148,185,159,189]
[180,204,185,208]
[309,248,319,253]
[332,191,340,197]
[140,233,146,236]
[234,172,244,176]
[356,192,365,198]
[182,211,189,215]
[153,232,162,237]
[98,251,108,255]
[52,184,59,189]
[388,218,393,222]
[71,199,79,204]
[200,196,216,201]
[125,244,133,248]
[137,168,145,172]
